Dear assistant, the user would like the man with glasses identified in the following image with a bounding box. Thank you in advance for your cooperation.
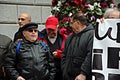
[61,11,94,80]
[14,13,31,42]
[4,22,55,80]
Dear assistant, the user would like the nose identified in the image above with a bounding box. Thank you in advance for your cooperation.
[69,23,72,28]
[18,20,22,23]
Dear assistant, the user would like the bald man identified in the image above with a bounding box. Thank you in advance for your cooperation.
[18,13,31,27]
[14,13,31,42]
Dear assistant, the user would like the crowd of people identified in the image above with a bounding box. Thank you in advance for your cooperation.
[0,7,120,80]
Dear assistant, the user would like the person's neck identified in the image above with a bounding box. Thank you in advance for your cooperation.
[48,35,57,44]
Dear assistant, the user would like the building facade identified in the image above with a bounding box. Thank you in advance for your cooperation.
[0,0,52,39]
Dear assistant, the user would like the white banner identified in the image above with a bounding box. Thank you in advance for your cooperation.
[92,19,120,80]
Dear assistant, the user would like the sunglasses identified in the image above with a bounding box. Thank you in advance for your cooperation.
[18,18,25,21]
[26,29,38,33]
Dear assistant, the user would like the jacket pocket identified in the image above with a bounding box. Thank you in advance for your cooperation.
[34,63,50,79]
[70,57,84,76]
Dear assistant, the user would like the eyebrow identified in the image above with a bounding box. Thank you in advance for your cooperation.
[18,18,25,20]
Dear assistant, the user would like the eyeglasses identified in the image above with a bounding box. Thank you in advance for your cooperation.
[26,29,38,33]
[18,18,25,21]
[70,20,76,25]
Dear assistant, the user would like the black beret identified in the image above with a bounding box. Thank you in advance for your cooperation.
[20,22,38,31]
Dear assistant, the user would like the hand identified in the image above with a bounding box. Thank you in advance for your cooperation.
[100,17,105,23]
[17,76,25,80]
[52,51,57,57]
[75,74,86,80]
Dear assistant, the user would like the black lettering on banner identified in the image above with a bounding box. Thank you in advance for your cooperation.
[92,72,105,80]
[117,23,120,43]
[93,21,120,80]
[95,22,120,42]
[108,74,120,80]
[108,47,120,69]
[95,22,109,40]
[93,49,103,70]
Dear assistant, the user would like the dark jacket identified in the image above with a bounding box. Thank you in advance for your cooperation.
[14,28,23,42]
[0,34,12,80]
[38,29,67,80]
[4,39,56,80]
[61,25,94,80]
[38,29,67,59]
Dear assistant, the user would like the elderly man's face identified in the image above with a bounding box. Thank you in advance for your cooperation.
[46,28,57,38]
[69,18,80,33]
[18,14,31,27]
[22,28,38,42]
[109,11,120,19]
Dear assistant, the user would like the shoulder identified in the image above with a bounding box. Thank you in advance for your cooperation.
[37,40,49,51]
[14,40,24,48]
[14,30,23,42]
[85,25,94,35]
[0,34,11,40]
[0,34,12,45]
[57,29,68,42]
[15,31,22,36]
[38,40,47,47]
[14,28,22,36]
[38,29,46,37]
[65,34,73,42]
[38,29,48,43]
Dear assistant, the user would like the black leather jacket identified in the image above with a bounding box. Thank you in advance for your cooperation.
[0,34,12,79]
[4,39,56,80]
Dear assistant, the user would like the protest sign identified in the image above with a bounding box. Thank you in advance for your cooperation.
[92,19,120,80]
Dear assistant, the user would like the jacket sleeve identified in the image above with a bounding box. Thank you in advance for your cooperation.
[46,50,56,80]
[61,34,72,70]
[2,37,12,64]
[61,41,67,70]
[4,42,20,80]
[54,32,67,59]
[80,30,94,76]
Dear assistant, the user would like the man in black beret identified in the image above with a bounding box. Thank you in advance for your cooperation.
[4,22,56,80]
[20,22,38,31]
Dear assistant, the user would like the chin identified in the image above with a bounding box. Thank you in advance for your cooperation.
[30,39,36,42]
[30,38,37,42]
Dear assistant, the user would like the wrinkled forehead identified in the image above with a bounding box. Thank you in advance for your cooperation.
[19,14,28,18]
[109,11,120,18]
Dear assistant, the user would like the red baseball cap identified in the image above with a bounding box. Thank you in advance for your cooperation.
[46,16,58,30]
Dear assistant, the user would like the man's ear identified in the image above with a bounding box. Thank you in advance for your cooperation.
[77,20,81,25]
[22,31,25,37]
[78,20,84,27]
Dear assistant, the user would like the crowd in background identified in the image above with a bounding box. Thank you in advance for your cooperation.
[0,0,120,80]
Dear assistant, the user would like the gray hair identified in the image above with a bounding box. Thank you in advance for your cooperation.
[104,8,118,19]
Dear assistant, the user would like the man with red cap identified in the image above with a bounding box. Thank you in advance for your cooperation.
[38,16,67,80]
